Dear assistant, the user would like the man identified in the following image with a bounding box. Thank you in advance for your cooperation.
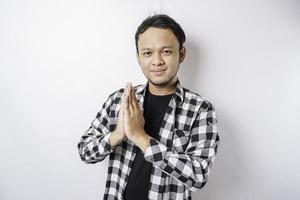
[78,14,220,200]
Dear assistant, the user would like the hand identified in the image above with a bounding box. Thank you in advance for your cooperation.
[109,87,128,147]
[114,88,127,142]
[123,82,145,141]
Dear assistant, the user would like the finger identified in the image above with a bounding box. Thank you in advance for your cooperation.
[122,86,127,105]
[131,84,137,101]
[131,87,139,111]
[124,83,128,100]
[119,86,127,112]
[123,83,129,107]
[124,90,130,115]
[128,83,134,114]
[128,82,132,103]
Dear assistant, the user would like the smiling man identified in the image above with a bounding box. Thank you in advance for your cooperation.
[78,14,220,200]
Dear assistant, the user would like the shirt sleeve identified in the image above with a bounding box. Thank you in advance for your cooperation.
[77,94,115,164]
[144,102,220,191]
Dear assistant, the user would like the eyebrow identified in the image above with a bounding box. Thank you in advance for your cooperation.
[140,46,176,51]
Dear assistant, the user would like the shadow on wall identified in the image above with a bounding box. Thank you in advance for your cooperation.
[180,39,243,199]
[179,40,202,91]
[192,111,244,199]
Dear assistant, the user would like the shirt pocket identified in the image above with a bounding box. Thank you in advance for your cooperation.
[172,129,189,152]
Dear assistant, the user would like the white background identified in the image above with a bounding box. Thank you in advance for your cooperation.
[1,0,299,199]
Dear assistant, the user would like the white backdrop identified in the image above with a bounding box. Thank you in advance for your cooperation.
[1,0,299,199]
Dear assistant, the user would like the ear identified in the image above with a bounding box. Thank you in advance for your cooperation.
[179,47,186,63]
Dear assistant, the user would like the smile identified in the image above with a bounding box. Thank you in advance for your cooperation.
[151,68,167,76]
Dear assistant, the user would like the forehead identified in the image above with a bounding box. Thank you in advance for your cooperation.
[137,27,179,49]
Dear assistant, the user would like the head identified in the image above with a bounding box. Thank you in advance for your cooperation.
[135,14,186,88]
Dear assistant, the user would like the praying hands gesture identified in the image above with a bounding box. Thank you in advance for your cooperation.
[109,82,151,153]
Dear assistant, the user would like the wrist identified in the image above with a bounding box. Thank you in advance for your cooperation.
[131,130,151,153]
[112,130,121,139]
[109,131,124,147]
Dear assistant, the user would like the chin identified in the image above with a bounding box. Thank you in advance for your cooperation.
[149,77,173,86]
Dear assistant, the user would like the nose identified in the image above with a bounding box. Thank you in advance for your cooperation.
[152,53,165,66]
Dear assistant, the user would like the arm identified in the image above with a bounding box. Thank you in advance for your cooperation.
[77,94,117,164]
[143,102,220,191]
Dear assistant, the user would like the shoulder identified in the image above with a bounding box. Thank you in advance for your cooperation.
[105,87,125,105]
[182,86,215,112]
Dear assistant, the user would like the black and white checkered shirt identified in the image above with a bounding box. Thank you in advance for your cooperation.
[77,80,220,200]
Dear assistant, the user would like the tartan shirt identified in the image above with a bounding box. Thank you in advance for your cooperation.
[77,80,220,200]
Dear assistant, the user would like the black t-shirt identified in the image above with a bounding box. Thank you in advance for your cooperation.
[123,86,173,200]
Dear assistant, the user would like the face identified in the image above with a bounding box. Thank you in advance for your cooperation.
[136,27,186,88]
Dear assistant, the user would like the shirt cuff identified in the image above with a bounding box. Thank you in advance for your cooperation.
[144,138,168,167]
[99,132,114,154]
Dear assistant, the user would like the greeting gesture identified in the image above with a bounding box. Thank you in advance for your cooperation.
[110,82,150,152]
[123,82,145,142]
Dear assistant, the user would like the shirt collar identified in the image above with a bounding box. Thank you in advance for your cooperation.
[135,79,184,105]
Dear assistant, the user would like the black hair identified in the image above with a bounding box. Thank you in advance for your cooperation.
[135,14,186,54]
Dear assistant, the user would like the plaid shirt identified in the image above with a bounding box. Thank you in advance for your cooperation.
[77,80,220,200]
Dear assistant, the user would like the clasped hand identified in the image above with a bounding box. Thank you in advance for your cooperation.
[114,82,145,143]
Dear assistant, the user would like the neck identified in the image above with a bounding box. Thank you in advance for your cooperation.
[148,78,177,96]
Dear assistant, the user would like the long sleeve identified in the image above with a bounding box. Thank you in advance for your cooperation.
[77,95,115,164]
[144,102,220,191]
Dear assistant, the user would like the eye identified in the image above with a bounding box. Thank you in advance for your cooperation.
[142,51,152,56]
[162,50,172,55]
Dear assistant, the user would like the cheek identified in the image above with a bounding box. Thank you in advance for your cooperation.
[139,59,151,69]
[139,61,149,74]
[165,56,179,66]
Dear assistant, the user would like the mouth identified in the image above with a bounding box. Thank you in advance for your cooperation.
[151,68,167,76]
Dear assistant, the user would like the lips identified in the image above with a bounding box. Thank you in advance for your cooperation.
[151,68,167,73]
[151,69,166,76]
